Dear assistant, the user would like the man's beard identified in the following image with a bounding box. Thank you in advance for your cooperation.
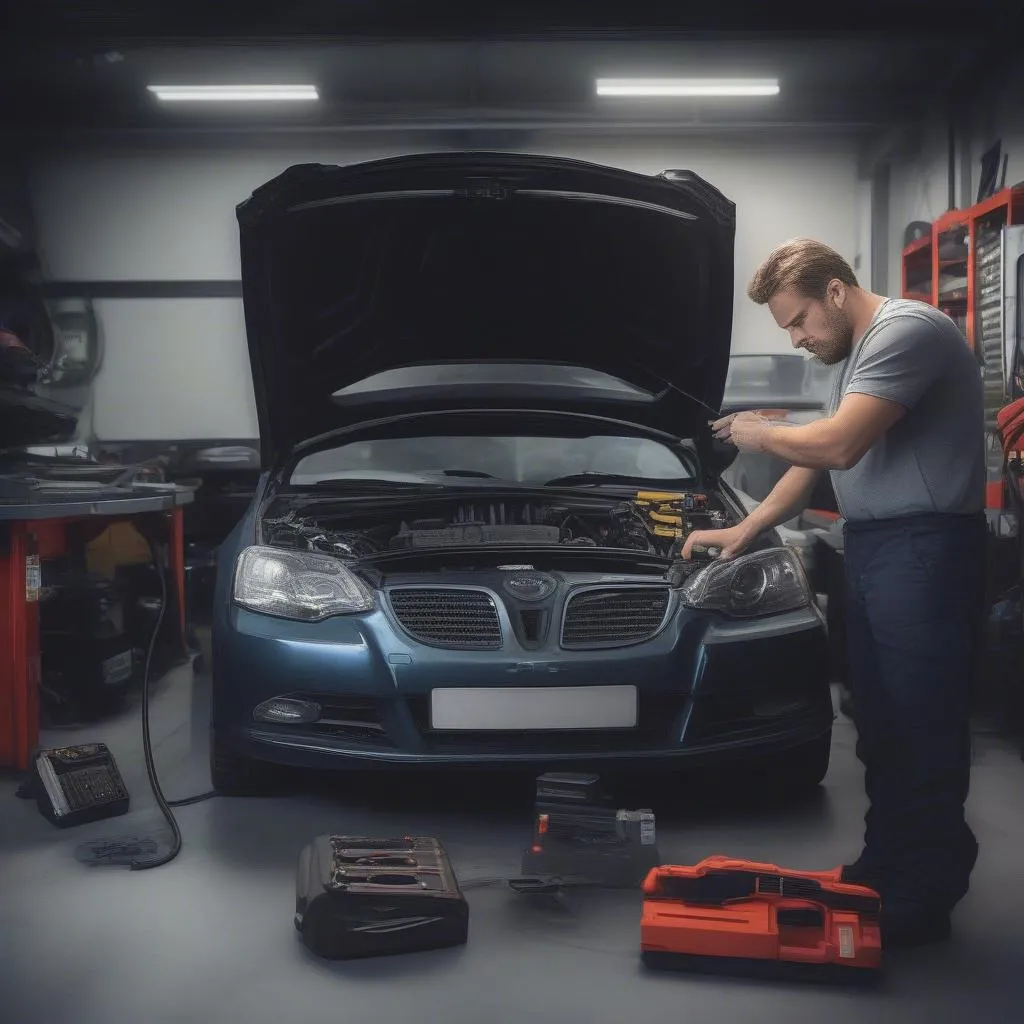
[806,307,854,365]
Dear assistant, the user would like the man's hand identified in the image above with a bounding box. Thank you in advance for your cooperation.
[680,525,752,561]
[711,413,737,441]
[729,411,774,452]
[710,412,773,452]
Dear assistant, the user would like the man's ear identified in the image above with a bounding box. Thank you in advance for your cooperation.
[827,279,846,309]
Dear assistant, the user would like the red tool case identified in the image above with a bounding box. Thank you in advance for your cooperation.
[640,856,883,976]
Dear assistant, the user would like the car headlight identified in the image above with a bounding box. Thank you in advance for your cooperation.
[232,545,374,621]
[677,548,812,618]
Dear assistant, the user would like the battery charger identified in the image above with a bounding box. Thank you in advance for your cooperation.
[31,743,130,828]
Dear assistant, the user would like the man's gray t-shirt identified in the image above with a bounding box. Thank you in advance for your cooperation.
[826,298,985,522]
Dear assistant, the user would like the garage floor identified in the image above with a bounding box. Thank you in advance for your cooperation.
[2,651,1024,1024]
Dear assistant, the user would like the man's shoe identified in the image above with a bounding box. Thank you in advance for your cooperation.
[880,903,952,950]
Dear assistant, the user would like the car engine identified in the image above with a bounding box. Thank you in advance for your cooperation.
[261,492,735,561]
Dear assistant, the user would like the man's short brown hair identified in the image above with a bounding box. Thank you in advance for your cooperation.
[747,238,859,305]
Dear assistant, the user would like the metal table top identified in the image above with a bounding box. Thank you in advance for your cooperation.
[0,482,195,521]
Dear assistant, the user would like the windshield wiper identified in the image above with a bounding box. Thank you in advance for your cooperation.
[543,472,679,488]
[440,469,495,478]
[307,479,446,491]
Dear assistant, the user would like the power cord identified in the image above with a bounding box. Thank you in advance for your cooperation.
[76,533,218,868]
[141,533,221,811]
[128,537,182,868]
[458,874,623,911]
[168,790,218,807]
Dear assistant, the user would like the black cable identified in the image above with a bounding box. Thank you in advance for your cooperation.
[168,790,218,807]
[74,536,221,868]
[127,537,182,870]
[136,535,239,845]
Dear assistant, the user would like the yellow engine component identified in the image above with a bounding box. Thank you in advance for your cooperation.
[631,492,693,541]
[635,491,686,503]
[629,491,711,546]
[653,525,684,540]
[648,510,684,527]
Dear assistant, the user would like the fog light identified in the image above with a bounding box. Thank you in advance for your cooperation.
[253,698,322,725]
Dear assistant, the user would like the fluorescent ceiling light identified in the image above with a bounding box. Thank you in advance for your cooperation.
[147,85,319,102]
[596,78,779,98]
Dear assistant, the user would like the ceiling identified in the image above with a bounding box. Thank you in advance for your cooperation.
[3,5,1021,140]
[6,0,1019,39]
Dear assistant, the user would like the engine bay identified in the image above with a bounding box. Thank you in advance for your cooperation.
[260,490,737,562]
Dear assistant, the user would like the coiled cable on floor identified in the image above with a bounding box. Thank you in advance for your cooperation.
[168,790,218,807]
[74,537,180,868]
[75,536,220,869]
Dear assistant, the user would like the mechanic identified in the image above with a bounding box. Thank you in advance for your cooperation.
[683,238,986,949]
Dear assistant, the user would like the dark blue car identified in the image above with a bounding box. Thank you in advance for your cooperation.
[210,153,833,794]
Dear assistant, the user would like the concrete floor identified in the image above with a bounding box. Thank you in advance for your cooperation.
[2,654,1024,1024]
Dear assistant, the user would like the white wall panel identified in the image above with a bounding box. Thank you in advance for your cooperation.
[90,298,258,440]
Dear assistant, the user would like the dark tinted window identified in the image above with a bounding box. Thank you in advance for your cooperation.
[292,434,693,485]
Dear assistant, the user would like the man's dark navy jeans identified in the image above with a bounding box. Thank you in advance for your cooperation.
[844,511,985,913]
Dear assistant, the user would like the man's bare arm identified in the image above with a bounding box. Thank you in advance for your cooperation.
[734,465,822,541]
[756,393,907,470]
[682,465,821,558]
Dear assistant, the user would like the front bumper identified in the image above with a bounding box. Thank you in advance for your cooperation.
[220,715,829,772]
[212,603,834,772]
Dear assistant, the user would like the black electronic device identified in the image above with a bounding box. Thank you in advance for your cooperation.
[39,566,134,722]
[31,743,130,828]
[520,772,661,888]
[295,835,470,960]
[977,141,1003,203]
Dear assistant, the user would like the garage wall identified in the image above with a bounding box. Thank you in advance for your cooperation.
[28,133,864,441]
[888,114,954,294]
[888,61,1024,296]
[966,61,1024,200]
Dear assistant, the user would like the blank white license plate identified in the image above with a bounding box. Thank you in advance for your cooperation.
[429,685,638,731]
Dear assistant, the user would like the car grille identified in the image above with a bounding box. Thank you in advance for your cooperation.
[388,588,502,649]
[561,586,671,649]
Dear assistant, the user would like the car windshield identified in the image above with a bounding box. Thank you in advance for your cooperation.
[724,354,835,407]
[290,435,696,487]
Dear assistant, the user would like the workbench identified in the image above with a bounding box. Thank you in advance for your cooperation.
[0,484,193,770]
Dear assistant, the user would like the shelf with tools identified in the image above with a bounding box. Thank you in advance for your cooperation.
[969,187,1024,510]
[901,233,933,306]
[934,209,971,340]
[901,214,969,339]
[900,186,1024,510]
[900,189,1024,350]
[968,188,1024,365]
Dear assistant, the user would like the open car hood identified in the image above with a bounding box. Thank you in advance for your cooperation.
[237,152,736,468]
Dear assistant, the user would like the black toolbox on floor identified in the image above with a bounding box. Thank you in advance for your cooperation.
[295,836,469,960]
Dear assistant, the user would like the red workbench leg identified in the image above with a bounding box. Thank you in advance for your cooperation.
[169,507,187,648]
[0,523,40,770]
